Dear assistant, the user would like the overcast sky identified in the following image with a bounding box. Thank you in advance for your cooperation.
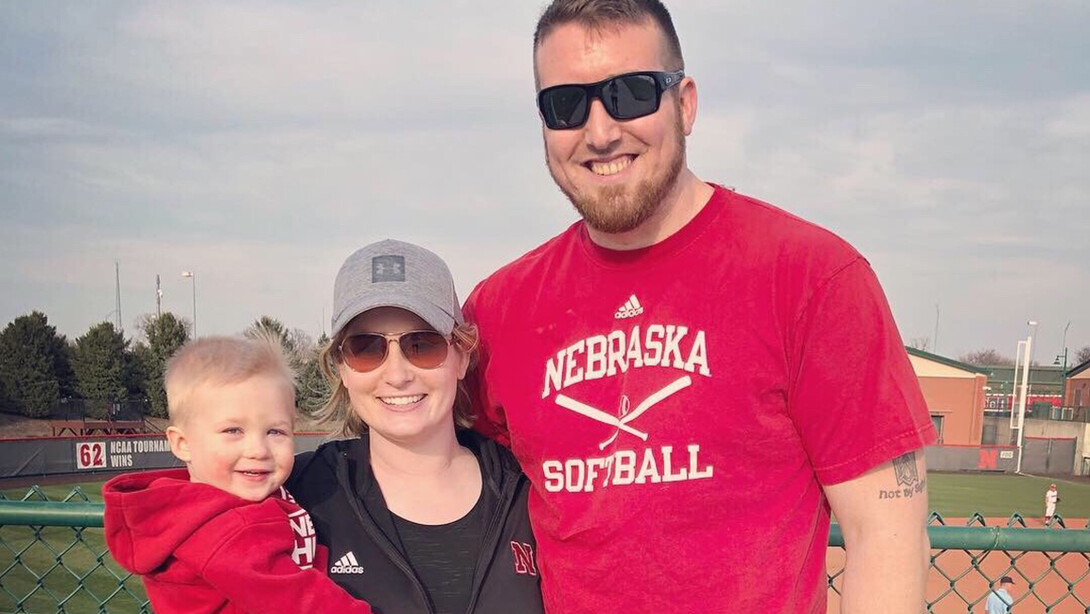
[2,1,1088,363]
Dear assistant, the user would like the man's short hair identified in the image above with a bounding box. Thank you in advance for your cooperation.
[533,0,684,74]
[165,333,297,424]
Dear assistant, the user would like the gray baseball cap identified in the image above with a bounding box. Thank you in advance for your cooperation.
[331,239,463,338]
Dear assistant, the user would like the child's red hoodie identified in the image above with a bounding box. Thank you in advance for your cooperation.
[103,468,372,614]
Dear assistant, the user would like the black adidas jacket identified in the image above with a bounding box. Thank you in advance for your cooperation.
[286,430,544,614]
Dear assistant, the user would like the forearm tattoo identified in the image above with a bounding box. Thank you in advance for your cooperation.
[879,452,926,500]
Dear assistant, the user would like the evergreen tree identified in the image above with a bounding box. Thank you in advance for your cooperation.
[297,333,331,416]
[0,312,71,417]
[127,341,152,400]
[57,341,78,400]
[244,316,323,411]
[0,377,10,415]
[247,316,288,343]
[138,312,190,418]
[73,322,129,418]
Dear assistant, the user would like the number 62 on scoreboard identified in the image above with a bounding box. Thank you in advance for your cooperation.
[76,441,107,470]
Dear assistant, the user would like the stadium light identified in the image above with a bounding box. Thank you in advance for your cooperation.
[181,271,196,338]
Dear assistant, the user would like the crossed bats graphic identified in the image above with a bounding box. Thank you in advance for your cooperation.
[555,376,692,450]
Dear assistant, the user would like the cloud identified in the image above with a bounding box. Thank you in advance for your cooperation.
[1,0,1088,360]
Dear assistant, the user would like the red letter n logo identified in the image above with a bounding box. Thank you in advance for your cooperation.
[510,542,538,576]
[978,449,998,470]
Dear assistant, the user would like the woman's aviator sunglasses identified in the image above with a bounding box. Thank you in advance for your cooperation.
[339,330,450,373]
[537,70,685,130]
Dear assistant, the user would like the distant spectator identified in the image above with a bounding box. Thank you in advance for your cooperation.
[985,576,1015,614]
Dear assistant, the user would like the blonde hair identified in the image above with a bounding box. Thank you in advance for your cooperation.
[165,332,297,424]
[314,323,480,438]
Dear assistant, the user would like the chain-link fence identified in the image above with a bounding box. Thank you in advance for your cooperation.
[49,400,149,422]
[1,487,1088,613]
[0,487,149,613]
[828,513,1090,613]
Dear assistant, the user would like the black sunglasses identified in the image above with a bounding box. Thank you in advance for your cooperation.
[537,70,684,130]
[338,330,450,373]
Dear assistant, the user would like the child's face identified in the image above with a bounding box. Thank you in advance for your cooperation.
[166,373,295,502]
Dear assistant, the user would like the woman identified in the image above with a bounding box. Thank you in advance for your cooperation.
[287,239,543,614]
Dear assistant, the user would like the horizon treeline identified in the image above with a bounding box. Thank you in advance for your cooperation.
[0,311,329,421]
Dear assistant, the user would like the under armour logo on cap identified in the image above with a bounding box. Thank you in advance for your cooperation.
[331,239,463,338]
[372,255,405,282]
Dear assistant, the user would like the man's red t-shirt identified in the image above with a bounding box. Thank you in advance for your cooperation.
[464,185,936,613]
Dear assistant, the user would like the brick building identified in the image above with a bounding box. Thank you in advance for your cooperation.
[905,347,987,446]
[1065,358,1090,410]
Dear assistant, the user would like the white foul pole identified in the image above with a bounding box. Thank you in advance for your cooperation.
[1014,335,1033,474]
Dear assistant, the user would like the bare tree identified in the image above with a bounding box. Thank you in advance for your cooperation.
[907,337,930,352]
[1076,345,1090,365]
[959,349,1015,366]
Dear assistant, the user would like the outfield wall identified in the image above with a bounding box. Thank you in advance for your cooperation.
[924,444,1019,472]
[0,437,1061,479]
[0,433,333,479]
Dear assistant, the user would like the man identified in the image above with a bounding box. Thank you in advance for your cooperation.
[986,576,1016,614]
[1045,483,1059,523]
[464,1,936,612]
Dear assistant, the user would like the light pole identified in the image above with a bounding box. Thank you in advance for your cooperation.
[1026,319,1039,397]
[181,271,197,338]
[1056,320,1071,407]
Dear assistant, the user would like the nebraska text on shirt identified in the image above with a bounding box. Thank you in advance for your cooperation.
[542,324,711,398]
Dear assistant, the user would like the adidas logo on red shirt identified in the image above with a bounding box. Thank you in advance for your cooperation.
[614,294,644,319]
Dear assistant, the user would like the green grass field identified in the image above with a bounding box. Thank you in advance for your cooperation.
[1,472,1087,613]
[928,472,1090,519]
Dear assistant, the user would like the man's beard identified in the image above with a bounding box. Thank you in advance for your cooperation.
[554,116,686,235]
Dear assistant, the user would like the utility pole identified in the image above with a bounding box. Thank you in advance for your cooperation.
[181,271,196,338]
[933,303,940,354]
[156,275,162,318]
[1057,321,1071,406]
[115,261,123,332]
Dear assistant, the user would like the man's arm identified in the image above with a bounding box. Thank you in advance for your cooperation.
[824,449,930,614]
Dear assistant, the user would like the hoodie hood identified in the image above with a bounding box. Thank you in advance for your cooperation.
[102,469,261,574]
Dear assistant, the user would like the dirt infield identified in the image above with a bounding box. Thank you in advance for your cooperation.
[826,518,1090,613]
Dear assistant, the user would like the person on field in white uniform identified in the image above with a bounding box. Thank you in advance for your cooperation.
[1045,483,1059,523]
